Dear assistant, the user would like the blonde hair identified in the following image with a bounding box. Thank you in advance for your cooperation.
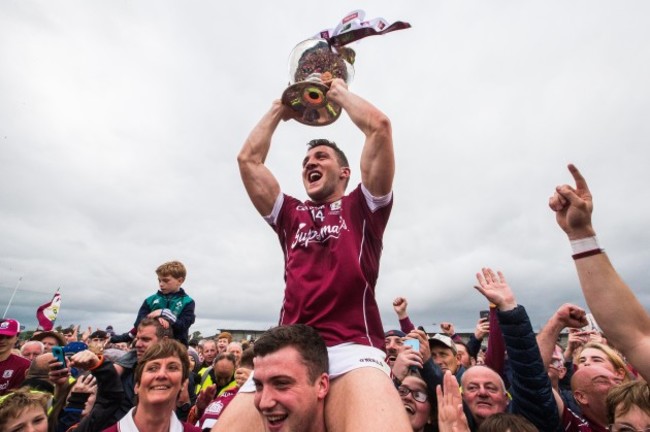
[578,342,630,382]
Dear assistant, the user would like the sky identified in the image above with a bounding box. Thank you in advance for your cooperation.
[1,1,649,338]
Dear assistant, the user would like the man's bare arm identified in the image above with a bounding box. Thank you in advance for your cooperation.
[536,303,587,369]
[327,79,394,196]
[237,101,291,216]
[549,164,650,381]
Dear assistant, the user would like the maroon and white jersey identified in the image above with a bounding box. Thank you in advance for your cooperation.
[196,388,239,430]
[0,354,29,395]
[562,406,607,432]
[266,184,392,348]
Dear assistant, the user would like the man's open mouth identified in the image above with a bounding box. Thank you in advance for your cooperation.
[308,171,322,183]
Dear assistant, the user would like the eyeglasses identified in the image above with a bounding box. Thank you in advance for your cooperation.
[397,386,428,403]
[609,425,650,432]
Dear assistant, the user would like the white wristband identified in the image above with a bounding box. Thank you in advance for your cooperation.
[570,236,601,254]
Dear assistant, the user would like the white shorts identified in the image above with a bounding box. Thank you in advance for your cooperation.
[239,342,390,393]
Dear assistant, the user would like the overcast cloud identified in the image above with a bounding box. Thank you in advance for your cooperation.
[1,1,649,337]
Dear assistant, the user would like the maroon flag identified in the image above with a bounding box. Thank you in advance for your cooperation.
[36,290,61,331]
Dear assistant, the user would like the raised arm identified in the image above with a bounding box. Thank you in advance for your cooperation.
[237,100,293,216]
[392,297,416,333]
[549,164,650,381]
[327,79,394,196]
[474,268,560,432]
[536,303,588,369]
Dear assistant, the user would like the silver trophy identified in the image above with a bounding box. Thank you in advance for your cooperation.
[281,39,355,126]
[280,10,410,127]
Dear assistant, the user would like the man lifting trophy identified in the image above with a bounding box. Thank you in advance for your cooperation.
[221,9,414,432]
[281,10,411,126]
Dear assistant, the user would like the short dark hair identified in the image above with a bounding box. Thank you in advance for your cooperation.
[254,324,328,382]
[135,339,190,385]
[89,330,108,340]
[240,347,255,369]
[306,139,349,168]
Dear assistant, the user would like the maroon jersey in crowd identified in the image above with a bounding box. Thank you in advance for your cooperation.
[196,388,239,430]
[0,354,29,395]
[562,406,608,432]
[268,184,392,348]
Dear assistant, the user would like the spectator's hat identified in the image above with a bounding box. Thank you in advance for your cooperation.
[31,330,66,346]
[429,333,457,354]
[384,329,406,338]
[187,347,200,369]
[0,319,20,337]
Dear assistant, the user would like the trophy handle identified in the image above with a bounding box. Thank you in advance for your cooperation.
[281,81,342,126]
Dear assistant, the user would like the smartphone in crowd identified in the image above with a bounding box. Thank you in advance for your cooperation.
[479,310,490,320]
[404,338,420,352]
[52,346,67,368]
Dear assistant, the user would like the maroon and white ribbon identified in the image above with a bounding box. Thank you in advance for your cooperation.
[315,10,411,47]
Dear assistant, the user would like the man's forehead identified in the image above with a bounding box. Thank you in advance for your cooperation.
[215,359,234,370]
[307,144,333,154]
[304,145,334,160]
[431,345,454,354]
[137,326,157,338]
[23,344,42,351]
[464,366,501,384]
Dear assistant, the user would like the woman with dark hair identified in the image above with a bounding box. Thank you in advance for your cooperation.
[103,339,200,432]
[399,372,436,432]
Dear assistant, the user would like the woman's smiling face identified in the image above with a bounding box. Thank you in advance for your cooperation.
[135,355,185,407]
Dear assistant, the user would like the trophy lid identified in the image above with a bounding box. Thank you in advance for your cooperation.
[287,39,355,86]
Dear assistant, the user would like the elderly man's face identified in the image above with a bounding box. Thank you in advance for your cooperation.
[431,345,460,374]
[21,343,43,361]
[214,358,235,387]
[227,344,243,365]
[461,366,509,424]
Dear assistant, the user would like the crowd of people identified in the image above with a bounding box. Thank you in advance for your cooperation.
[1,80,649,432]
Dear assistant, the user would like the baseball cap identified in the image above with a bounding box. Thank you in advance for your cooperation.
[429,333,457,354]
[384,329,406,338]
[0,319,20,337]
